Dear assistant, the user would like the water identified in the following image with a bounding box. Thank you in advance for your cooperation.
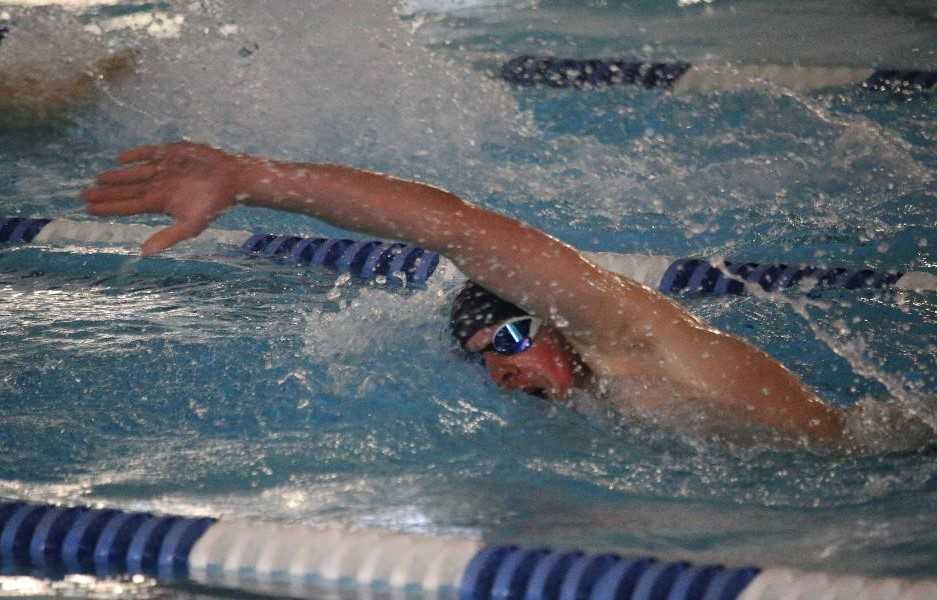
[1,0,936,597]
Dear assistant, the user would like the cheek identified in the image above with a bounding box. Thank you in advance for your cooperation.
[543,354,576,386]
[482,342,576,390]
[482,354,514,379]
[524,347,576,386]
[482,355,504,376]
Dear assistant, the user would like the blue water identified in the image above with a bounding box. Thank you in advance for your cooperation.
[1,0,937,596]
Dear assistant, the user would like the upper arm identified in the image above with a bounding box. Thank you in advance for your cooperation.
[440,209,669,351]
[645,318,846,440]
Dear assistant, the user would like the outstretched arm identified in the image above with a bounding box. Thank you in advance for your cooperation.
[83,142,845,441]
[83,142,630,340]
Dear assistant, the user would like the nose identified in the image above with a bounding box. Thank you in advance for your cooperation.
[487,360,522,388]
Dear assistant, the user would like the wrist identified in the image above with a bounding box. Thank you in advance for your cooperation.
[228,153,268,206]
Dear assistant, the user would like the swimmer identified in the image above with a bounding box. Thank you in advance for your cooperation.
[83,142,853,444]
[0,23,138,125]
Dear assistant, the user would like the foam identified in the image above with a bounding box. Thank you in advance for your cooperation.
[0,1,123,8]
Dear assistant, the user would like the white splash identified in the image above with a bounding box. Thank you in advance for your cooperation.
[0,0,123,7]
[83,11,184,39]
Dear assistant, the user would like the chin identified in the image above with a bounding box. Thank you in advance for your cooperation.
[543,385,572,401]
[519,384,565,400]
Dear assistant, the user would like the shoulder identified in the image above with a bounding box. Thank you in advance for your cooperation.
[565,328,658,380]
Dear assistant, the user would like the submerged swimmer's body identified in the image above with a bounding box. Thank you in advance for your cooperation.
[84,142,852,444]
[0,23,137,125]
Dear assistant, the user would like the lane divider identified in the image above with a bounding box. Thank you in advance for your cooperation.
[0,502,214,581]
[500,55,937,94]
[2,216,935,294]
[0,216,439,287]
[3,501,937,600]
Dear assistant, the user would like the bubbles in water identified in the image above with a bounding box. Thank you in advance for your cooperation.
[46,0,524,180]
[2,0,936,582]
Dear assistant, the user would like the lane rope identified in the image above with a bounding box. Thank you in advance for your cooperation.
[3,216,935,294]
[3,500,936,600]
[501,55,937,94]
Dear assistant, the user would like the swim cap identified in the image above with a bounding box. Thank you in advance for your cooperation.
[449,281,528,349]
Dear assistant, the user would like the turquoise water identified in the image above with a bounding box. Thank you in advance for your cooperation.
[1,0,936,597]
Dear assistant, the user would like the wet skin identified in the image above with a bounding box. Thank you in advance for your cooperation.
[465,323,588,401]
[80,142,851,442]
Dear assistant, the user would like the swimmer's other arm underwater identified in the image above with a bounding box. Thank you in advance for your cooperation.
[82,141,848,444]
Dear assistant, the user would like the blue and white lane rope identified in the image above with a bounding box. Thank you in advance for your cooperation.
[0,216,440,287]
[2,216,935,294]
[501,55,937,94]
[4,501,937,600]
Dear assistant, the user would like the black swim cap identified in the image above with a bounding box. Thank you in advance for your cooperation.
[449,282,528,349]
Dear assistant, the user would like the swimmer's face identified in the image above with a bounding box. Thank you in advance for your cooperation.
[465,323,581,400]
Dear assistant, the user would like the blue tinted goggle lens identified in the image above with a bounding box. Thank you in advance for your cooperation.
[491,317,541,355]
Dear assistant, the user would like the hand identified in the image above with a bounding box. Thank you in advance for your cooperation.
[82,142,243,255]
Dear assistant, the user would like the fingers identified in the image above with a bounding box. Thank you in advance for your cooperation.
[85,197,158,217]
[88,142,219,255]
[96,163,159,185]
[117,143,171,165]
[141,220,206,256]
[82,182,156,206]
[86,144,173,208]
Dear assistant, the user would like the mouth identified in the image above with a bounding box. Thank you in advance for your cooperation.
[524,387,548,399]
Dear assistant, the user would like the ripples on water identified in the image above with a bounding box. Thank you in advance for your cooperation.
[0,0,936,592]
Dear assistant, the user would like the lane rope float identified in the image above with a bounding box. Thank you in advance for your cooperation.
[2,216,935,294]
[501,55,937,94]
[3,500,937,600]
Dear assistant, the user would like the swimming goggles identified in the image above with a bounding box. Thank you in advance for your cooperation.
[483,316,543,355]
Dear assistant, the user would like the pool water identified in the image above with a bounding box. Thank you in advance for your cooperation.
[1,0,936,597]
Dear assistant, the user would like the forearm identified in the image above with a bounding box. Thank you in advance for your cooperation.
[232,156,670,336]
[87,141,671,339]
[233,157,549,289]
[234,158,481,251]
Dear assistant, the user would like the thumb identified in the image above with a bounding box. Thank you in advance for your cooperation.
[141,220,206,256]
